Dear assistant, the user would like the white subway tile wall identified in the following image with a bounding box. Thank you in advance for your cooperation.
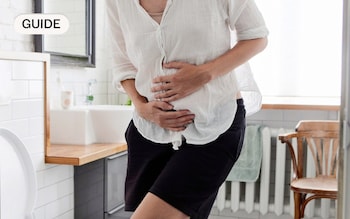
[0,1,340,219]
[0,1,116,218]
[0,57,74,219]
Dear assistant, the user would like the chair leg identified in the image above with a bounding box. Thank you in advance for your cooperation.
[300,194,307,218]
[294,192,301,219]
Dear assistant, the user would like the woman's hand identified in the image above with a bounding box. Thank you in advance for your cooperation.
[151,38,268,103]
[151,61,212,102]
[136,100,195,132]
[121,79,194,131]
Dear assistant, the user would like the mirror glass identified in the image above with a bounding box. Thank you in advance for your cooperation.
[34,0,95,67]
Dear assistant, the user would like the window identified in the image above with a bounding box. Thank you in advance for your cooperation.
[250,0,343,98]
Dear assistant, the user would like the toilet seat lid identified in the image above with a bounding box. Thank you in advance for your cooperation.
[0,128,37,219]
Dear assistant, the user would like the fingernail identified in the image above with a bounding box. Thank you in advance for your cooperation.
[167,105,174,110]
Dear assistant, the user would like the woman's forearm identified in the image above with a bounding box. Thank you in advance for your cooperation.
[120,79,148,108]
[204,37,268,80]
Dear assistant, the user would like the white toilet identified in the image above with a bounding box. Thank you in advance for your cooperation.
[0,128,37,219]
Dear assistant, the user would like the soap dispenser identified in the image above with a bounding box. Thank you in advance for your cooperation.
[86,79,97,105]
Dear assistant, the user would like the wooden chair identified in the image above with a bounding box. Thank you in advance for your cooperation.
[278,120,339,219]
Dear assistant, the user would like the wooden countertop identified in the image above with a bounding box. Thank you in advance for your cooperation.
[45,143,127,166]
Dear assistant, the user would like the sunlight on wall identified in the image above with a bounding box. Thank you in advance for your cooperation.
[250,0,342,97]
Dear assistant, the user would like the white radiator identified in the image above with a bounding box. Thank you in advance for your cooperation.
[214,126,336,218]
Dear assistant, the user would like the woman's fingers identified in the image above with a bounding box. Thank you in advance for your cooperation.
[151,61,210,102]
[148,101,195,131]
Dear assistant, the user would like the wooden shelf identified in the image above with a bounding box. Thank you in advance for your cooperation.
[261,96,340,111]
[45,143,127,166]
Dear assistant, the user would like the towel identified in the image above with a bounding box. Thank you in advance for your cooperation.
[226,124,263,182]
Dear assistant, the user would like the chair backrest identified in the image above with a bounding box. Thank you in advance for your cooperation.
[294,120,339,178]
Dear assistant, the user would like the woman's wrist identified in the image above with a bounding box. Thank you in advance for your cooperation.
[201,62,218,81]
[132,96,148,112]
[121,79,147,108]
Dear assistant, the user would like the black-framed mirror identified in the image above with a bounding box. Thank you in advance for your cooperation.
[34,0,95,67]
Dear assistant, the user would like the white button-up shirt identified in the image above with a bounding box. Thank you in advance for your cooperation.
[107,0,268,147]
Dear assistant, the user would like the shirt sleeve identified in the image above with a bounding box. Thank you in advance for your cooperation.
[228,0,268,116]
[228,0,269,40]
[106,1,137,92]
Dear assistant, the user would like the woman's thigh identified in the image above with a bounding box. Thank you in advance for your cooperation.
[124,120,175,211]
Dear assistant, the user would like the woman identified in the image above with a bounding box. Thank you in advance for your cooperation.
[107,0,268,218]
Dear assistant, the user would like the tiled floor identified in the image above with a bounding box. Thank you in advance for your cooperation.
[209,208,292,219]
[209,214,292,219]
[209,208,334,219]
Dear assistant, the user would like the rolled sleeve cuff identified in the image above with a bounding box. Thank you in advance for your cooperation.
[112,71,137,93]
[236,26,269,41]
